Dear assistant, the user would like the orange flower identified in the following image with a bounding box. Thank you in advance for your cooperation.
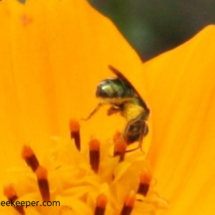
[0,0,215,214]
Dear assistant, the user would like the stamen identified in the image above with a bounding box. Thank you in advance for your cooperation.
[113,131,126,162]
[3,184,25,215]
[35,166,50,201]
[137,170,152,196]
[21,145,39,172]
[94,193,108,215]
[69,119,81,150]
[120,191,135,215]
[89,138,100,173]
[113,130,121,143]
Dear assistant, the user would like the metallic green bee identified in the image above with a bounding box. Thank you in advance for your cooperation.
[84,65,150,150]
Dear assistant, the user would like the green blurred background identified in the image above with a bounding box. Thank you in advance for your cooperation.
[89,0,215,60]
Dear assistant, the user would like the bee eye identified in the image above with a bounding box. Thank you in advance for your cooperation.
[96,79,120,98]
[96,85,110,97]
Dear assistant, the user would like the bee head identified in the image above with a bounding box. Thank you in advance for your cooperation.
[96,78,133,99]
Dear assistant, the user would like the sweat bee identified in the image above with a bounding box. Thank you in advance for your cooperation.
[84,65,150,150]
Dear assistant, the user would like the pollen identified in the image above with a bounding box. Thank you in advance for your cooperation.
[3,119,168,215]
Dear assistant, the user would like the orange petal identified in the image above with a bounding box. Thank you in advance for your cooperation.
[140,25,215,214]
[0,0,145,185]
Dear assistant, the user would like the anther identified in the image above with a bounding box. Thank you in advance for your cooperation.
[22,145,39,172]
[3,184,25,215]
[69,119,81,150]
[113,131,121,143]
[120,191,135,215]
[137,170,152,196]
[113,131,126,162]
[35,166,50,201]
[94,193,108,215]
[89,138,100,173]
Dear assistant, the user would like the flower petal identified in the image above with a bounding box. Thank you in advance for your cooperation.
[0,0,145,184]
[141,25,215,214]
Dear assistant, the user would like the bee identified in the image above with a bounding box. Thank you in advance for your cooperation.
[84,65,150,150]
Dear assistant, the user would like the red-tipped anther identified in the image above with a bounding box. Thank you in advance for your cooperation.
[22,145,39,172]
[3,184,25,215]
[35,166,50,201]
[69,119,81,150]
[113,131,122,143]
[113,131,126,162]
[89,138,100,173]
[120,191,135,215]
[137,170,152,196]
[94,193,108,215]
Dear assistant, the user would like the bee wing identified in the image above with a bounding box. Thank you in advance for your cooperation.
[108,65,149,112]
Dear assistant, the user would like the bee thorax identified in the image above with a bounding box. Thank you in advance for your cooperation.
[122,102,144,121]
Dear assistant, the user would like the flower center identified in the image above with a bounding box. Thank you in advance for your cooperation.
[3,119,168,215]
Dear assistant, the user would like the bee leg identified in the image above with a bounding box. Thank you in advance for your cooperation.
[137,122,148,152]
[124,129,144,153]
[107,106,120,116]
[82,104,102,121]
